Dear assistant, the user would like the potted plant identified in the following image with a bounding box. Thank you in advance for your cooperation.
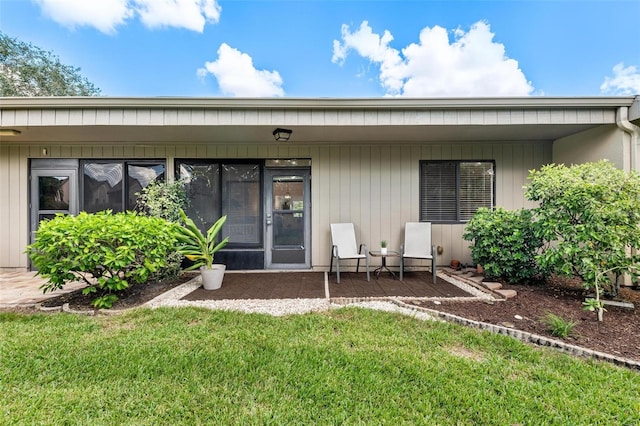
[174,209,229,290]
[380,240,388,255]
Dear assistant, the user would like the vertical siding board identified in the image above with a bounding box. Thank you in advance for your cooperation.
[54,109,69,125]
[537,109,551,124]
[177,110,191,125]
[150,110,164,125]
[137,109,151,125]
[27,109,42,125]
[349,146,362,244]
[122,109,136,125]
[10,147,28,267]
[42,110,56,125]
[359,145,372,257]
[2,110,16,126]
[0,146,10,266]
[368,145,382,252]
[164,109,178,125]
[388,146,403,260]
[379,145,393,251]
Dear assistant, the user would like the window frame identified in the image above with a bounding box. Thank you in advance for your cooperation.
[419,160,496,224]
[80,159,166,213]
[175,159,264,249]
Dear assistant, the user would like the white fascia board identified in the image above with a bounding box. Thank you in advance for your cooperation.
[629,95,640,121]
[0,96,637,111]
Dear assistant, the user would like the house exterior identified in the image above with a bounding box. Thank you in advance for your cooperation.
[1,96,639,273]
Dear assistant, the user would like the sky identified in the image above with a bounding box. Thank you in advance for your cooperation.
[1,0,639,98]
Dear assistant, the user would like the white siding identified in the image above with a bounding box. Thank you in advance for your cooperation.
[554,124,626,170]
[1,107,618,128]
[1,140,551,270]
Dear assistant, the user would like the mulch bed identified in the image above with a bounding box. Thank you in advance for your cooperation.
[408,276,640,363]
[10,270,640,363]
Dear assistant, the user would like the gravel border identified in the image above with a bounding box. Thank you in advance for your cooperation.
[18,270,639,371]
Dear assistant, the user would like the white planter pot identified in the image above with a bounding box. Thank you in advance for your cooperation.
[200,265,226,290]
[380,248,387,255]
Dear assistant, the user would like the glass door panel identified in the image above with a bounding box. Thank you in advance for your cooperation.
[265,169,310,268]
[30,169,78,247]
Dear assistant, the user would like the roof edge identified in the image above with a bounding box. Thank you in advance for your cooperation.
[0,96,637,110]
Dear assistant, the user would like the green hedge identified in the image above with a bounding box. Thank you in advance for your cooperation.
[463,207,547,284]
[27,211,177,308]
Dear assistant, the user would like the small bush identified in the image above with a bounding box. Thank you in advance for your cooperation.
[26,211,177,308]
[542,312,577,338]
[463,207,547,284]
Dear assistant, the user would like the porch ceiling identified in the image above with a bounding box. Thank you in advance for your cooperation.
[0,123,602,145]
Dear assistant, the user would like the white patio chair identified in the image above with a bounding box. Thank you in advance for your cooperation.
[329,223,370,283]
[400,222,436,283]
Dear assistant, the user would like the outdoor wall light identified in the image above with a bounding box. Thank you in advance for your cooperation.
[0,129,21,136]
[272,128,292,142]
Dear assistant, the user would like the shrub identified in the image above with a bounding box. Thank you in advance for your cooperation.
[463,207,546,284]
[135,179,189,223]
[26,211,177,308]
[526,160,640,297]
[135,180,189,280]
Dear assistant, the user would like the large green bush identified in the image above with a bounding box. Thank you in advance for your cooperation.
[27,211,177,308]
[463,207,546,284]
[526,160,640,297]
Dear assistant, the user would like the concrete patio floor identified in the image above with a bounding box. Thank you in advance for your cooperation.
[0,271,87,305]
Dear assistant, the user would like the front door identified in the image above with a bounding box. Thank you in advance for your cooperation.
[30,168,79,246]
[264,168,311,269]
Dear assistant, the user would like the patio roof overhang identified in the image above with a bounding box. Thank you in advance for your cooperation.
[1,96,638,145]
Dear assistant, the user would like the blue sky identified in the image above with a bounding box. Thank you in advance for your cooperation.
[1,0,639,97]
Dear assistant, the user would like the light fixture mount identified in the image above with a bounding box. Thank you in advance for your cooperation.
[0,129,21,137]
[272,128,292,142]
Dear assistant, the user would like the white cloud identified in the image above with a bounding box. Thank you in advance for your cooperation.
[35,0,132,34]
[198,43,285,97]
[600,63,640,95]
[332,20,533,97]
[34,0,220,33]
[134,0,220,32]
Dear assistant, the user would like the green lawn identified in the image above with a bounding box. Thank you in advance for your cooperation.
[1,307,638,425]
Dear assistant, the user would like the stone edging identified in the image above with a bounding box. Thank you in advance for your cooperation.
[389,299,640,371]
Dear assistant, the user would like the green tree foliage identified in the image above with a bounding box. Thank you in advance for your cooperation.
[26,211,177,308]
[526,160,640,297]
[0,31,100,96]
[135,180,189,279]
[135,180,189,223]
[463,207,547,284]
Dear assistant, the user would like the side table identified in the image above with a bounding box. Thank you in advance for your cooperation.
[369,250,400,279]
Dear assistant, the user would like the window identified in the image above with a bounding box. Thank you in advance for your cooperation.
[82,160,165,213]
[420,161,494,223]
[177,160,261,247]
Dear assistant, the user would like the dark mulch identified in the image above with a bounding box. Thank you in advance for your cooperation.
[407,275,640,363]
[183,271,471,301]
[183,272,326,300]
[326,272,471,299]
[38,272,198,310]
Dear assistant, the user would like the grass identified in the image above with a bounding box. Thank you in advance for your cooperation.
[542,312,578,338]
[1,307,639,425]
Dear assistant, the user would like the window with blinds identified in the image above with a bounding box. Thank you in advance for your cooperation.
[420,161,495,222]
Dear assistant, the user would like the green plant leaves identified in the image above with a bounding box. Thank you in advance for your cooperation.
[175,209,229,270]
[25,211,177,308]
